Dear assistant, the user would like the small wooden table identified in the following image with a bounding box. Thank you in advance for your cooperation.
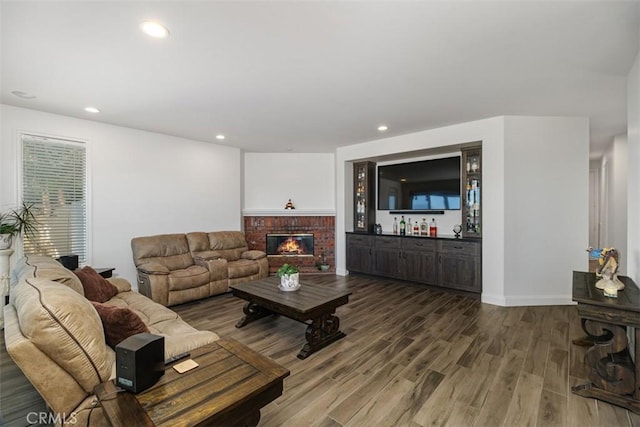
[571,271,640,414]
[94,339,289,426]
[230,276,352,359]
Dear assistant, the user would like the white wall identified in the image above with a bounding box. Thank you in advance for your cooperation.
[243,153,335,211]
[601,134,628,274]
[503,116,589,305]
[628,49,640,283]
[336,115,589,306]
[1,105,242,284]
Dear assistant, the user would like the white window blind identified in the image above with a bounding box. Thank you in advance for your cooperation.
[21,134,87,263]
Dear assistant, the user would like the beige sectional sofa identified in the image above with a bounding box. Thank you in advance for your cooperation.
[131,231,268,306]
[4,255,219,426]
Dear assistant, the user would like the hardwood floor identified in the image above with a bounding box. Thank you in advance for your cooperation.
[1,274,639,426]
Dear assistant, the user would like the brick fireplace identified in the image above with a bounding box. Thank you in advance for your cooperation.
[244,215,335,274]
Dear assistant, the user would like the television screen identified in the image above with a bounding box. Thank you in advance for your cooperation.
[378,156,461,211]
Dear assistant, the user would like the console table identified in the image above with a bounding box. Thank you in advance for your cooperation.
[571,271,640,414]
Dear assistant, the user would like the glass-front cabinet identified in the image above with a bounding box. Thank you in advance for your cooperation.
[353,161,376,233]
[461,146,481,238]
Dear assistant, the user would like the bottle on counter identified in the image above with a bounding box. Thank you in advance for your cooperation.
[429,218,437,237]
[407,217,412,235]
[399,216,406,235]
[420,218,428,236]
[393,217,398,234]
[413,221,419,235]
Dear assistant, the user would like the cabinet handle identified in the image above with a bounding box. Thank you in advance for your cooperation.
[453,246,463,250]
[439,255,442,264]
[398,252,402,259]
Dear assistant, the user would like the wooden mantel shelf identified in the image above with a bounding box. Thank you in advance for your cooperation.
[242,209,336,216]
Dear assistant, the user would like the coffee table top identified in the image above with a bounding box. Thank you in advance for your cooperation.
[95,339,289,427]
[230,276,352,315]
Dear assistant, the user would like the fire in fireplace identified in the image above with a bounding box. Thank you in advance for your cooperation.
[266,234,314,256]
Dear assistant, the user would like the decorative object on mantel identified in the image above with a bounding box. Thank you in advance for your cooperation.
[284,199,295,209]
[453,224,462,238]
[0,203,38,250]
[587,247,624,292]
[276,263,300,291]
[316,252,330,271]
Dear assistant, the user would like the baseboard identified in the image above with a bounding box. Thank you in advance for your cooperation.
[487,294,575,307]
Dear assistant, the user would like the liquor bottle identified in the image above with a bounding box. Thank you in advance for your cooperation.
[406,217,412,235]
[392,217,398,234]
[413,221,419,235]
[420,218,428,236]
[429,218,437,237]
[399,216,406,235]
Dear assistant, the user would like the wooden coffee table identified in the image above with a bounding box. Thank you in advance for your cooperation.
[94,339,289,427]
[230,276,352,359]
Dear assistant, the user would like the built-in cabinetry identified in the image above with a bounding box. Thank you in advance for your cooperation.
[461,146,482,238]
[345,234,373,274]
[346,233,481,294]
[353,161,376,233]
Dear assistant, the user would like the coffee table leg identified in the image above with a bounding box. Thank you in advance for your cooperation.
[298,313,346,359]
[236,302,272,328]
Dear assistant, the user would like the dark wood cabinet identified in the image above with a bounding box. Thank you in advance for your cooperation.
[404,239,438,285]
[373,236,401,278]
[347,233,480,293]
[461,146,482,238]
[346,234,373,273]
[437,241,481,293]
[353,161,376,233]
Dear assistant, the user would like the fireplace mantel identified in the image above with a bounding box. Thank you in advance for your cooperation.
[242,209,336,217]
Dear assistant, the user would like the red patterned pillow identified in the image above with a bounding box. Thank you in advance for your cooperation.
[73,266,118,302]
[91,302,149,348]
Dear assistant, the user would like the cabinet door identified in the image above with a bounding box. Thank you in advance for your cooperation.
[346,243,372,273]
[438,254,481,292]
[374,247,401,278]
[346,234,373,273]
[404,250,437,284]
[353,161,376,233]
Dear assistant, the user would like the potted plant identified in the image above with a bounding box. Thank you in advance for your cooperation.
[276,263,300,291]
[0,203,38,250]
[315,252,330,271]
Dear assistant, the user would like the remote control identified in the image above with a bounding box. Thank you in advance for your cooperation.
[164,352,190,365]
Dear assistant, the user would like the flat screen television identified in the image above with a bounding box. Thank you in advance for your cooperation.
[378,156,461,211]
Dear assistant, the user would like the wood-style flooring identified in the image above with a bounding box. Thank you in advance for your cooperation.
[1,274,639,426]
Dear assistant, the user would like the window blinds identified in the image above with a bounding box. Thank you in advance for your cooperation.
[21,134,87,263]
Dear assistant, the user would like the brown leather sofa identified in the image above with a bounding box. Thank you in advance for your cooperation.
[4,255,219,426]
[131,231,268,306]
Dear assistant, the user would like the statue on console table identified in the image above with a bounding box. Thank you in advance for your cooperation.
[592,247,624,292]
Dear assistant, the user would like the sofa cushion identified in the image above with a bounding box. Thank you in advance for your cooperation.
[74,266,119,303]
[131,234,195,271]
[206,231,249,261]
[108,291,181,326]
[91,302,150,348]
[12,255,85,296]
[228,259,260,279]
[12,277,112,392]
[167,265,210,291]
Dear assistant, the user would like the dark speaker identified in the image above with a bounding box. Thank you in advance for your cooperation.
[115,333,164,393]
[57,255,78,270]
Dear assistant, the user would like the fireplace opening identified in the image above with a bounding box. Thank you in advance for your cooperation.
[266,234,314,256]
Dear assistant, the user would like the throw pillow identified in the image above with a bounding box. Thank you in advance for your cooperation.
[73,266,118,303]
[91,302,150,348]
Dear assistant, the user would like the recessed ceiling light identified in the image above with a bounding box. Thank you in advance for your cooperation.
[12,90,36,99]
[84,107,100,113]
[216,134,225,140]
[140,21,170,39]
[377,125,388,132]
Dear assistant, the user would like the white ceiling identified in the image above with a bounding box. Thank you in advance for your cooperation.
[1,1,639,157]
